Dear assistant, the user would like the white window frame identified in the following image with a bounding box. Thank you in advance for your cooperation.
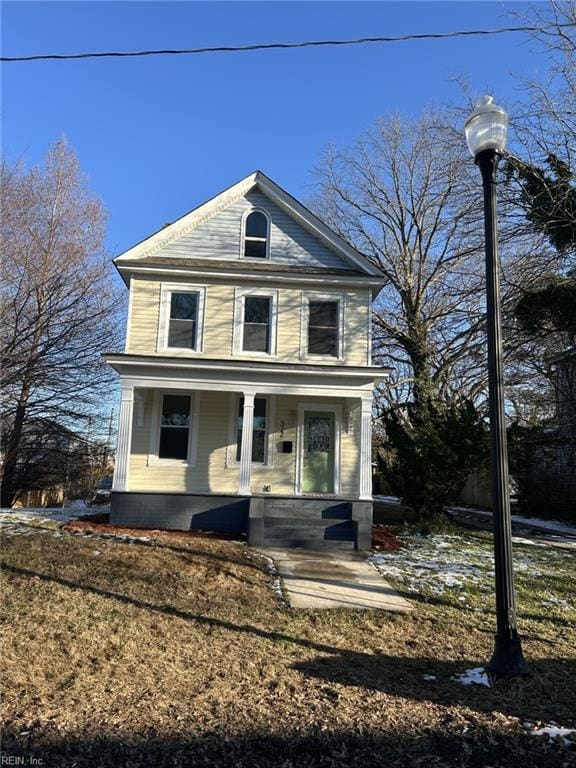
[233,287,278,357]
[240,207,271,260]
[148,390,200,466]
[226,393,275,469]
[157,283,207,354]
[301,292,345,361]
[295,402,342,496]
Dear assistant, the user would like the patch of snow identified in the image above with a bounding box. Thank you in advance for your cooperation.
[452,667,491,687]
[259,554,285,601]
[422,674,437,681]
[368,531,571,612]
[448,507,576,536]
[527,723,576,747]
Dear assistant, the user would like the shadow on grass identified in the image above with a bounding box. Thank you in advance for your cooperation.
[1,722,569,768]
[403,591,576,630]
[3,563,575,728]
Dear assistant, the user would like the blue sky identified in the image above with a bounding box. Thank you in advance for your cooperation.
[2,1,553,257]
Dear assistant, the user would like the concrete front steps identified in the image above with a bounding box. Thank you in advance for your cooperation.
[248,497,372,550]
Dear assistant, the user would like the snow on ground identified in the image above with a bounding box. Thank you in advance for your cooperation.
[448,506,576,536]
[524,722,576,747]
[259,553,285,602]
[370,534,495,597]
[452,667,491,687]
[0,505,151,545]
[369,531,575,610]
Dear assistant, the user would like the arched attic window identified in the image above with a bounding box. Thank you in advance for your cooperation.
[242,210,270,259]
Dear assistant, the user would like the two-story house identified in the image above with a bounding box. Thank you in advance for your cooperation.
[105,172,389,549]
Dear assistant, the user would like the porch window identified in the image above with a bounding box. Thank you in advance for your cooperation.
[158,394,191,460]
[243,296,271,353]
[242,210,270,259]
[236,397,267,463]
[307,300,340,356]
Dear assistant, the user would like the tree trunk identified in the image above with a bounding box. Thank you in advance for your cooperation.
[1,396,29,508]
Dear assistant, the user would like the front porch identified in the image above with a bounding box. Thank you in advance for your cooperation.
[107,355,380,547]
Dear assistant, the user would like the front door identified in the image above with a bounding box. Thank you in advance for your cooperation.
[302,411,335,494]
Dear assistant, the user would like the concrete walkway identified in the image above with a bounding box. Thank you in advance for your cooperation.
[262,548,413,612]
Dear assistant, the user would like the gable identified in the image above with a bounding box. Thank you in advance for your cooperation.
[114,171,384,278]
[149,189,352,271]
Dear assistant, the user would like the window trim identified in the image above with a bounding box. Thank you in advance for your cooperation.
[233,287,278,357]
[240,207,271,260]
[157,283,206,354]
[226,393,274,469]
[301,292,345,361]
[148,390,200,466]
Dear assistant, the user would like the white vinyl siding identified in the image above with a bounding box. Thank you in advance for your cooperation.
[153,190,351,270]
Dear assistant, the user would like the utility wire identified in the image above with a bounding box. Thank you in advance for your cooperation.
[2,22,575,63]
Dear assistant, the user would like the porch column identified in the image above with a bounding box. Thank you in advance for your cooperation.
[238,391,255,496]
[359,395,373,501]
[112,385,134,491]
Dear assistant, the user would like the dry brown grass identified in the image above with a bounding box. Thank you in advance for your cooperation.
[1,525,575,767]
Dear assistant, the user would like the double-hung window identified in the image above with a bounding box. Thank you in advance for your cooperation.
[235,396,268,463]
[243,296,271,353]
[242,210,270,259]
[234,289,278,356]
[159,284,205,353]
[304,295,344,359]
[158,394,191,461]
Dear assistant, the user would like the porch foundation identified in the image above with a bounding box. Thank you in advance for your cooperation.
[110,491,373,549]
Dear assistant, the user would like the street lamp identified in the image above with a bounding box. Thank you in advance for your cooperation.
[465,96,528,676]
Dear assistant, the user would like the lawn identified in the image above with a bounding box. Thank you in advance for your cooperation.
[1,519,575,767]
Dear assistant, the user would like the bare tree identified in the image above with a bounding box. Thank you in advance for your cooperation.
[1,139,122,507]
[311,110,492,413]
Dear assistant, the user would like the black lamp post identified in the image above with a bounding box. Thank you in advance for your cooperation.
[465,96,528,676]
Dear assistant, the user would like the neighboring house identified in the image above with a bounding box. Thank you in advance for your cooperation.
[4,418,110,507]
[105,172,389,548]
[511,348,576,519]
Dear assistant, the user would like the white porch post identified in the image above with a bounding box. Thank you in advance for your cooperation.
[359,395,373,501]
[238,391,255,496]
[112,385,135,491]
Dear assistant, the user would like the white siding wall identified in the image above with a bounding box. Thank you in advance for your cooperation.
[155,190,352,270]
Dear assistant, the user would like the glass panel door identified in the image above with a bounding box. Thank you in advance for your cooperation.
[302,411,335,494]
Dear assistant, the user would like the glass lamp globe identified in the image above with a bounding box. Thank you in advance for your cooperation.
[465,95,508,158]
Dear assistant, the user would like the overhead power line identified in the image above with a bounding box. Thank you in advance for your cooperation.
[2,22,575,63]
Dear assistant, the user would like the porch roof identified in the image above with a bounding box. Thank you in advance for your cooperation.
[105,352,389,399]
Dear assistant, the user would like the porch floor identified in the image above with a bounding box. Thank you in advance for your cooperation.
[261,548,413,612]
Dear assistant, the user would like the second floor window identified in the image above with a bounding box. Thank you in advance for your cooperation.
[243,296,271,353]
[158,283,206,353]
[233,288,278,357]
[243,210,269,259]
[168,292,198,349]
[308,300,340,356]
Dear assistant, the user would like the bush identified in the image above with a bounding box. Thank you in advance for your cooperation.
[377,399,489,524]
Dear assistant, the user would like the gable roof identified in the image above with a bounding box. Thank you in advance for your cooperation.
[114,170,384,278]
